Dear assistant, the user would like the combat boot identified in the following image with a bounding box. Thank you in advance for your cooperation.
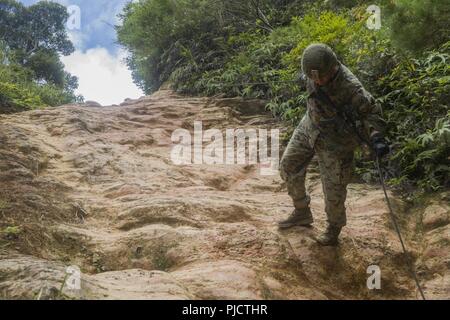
[316,225,342,246]
[278,208,313,229]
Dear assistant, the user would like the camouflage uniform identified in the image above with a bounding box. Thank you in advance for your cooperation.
[280,62,386,228]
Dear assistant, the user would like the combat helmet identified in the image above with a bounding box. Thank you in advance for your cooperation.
[301,43,339,80]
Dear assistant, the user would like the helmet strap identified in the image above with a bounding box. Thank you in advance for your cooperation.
[311,70,320,81]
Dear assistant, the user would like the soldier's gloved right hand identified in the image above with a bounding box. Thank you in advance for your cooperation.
[371,134,390,158]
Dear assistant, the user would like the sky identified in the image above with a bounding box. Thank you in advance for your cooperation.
[19,0,143,105]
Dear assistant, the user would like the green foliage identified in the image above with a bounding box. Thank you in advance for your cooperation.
[269,9,383,121]
[0,0,80,112]
[379,42,450,190]
[283,11,361,70]
[0,199,9,211]
[0,0,74,56]
[386,0,450,52]
[193,30,289,98]
[24,50,66,86]
[0,53,80,111]
[0,81,43,109]
[0,60,44,109]
[117,0,316,94]
[1,226,22,240]
[118,1,449,191]
[193,9,393,124]
[117,0,225,93]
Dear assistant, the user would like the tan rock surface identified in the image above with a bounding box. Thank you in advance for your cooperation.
[0,89,447,299]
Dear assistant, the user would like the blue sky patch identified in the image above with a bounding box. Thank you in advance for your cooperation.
[18,0,143,105]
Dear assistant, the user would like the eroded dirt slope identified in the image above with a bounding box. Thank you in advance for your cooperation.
[0,89,448,300]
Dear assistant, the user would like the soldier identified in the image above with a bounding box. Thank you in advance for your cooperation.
[278,43,389,246]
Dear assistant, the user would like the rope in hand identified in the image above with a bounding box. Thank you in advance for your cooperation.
[375,156,426,300]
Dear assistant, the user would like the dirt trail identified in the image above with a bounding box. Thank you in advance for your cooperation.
[0,89,448,300]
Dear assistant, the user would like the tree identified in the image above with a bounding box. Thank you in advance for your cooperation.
[210,0,275,32]
[387,0,450,52]
[117,0,222,93]
[0,0,80,110]
[118,0,285,93]
[24,49,66,87]
[0,0,75,87]
[0,0,74,57]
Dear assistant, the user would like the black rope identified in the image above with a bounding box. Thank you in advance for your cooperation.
[375,156,426,300]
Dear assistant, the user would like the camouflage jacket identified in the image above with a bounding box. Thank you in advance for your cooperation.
[305,62,386,149]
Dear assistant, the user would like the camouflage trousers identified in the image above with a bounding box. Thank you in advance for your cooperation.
[280,114,357,227]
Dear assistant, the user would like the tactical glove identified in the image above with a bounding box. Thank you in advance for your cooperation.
[371,133,390,158]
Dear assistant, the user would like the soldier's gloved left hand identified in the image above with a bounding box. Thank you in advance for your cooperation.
[371,134,390,158]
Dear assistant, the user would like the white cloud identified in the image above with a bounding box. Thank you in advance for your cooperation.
[67,30,88,49]
[61,48,143,105]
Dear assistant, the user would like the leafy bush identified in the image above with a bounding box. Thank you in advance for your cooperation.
[117,0,225,93]
[0,61,44,110]
[0,0,80,112]
[0,81,44,109]
[386,0,450,52]
[0,56,80,111]
[193,9,393,124]
[379,42,450,190]
[118,1,449,191]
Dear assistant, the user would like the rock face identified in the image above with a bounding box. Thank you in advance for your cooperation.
[0,89,447,300]
[417,201,450,299]
[83,101,102,108]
